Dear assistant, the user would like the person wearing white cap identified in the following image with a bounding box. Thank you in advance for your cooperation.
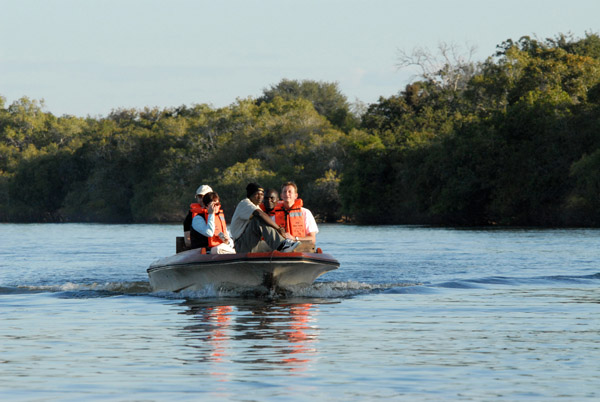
[183,184,213,249]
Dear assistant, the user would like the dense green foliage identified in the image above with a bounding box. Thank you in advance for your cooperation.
[2,33,600,226]
[342,33,600,226]
[0,95,346,223]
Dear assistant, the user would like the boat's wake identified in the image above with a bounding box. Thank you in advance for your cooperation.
[434,272,600,289]
[2,281,153,296]
[2,280,419,299]
[8,272,597,299]
[160,280,419,299]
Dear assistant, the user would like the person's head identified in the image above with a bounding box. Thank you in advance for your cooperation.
[246,182,264,206]
[195,184,213,207]
[202,192,221,212]
[280,181,298,207]
[263,188,279,212]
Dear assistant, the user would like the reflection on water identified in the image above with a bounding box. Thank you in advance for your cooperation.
[2,224,600,400]
[179,300,328,373]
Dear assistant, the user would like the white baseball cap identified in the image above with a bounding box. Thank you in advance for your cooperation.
[195,184,213,196]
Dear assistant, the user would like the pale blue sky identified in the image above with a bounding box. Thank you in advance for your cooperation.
[1,0,598,117]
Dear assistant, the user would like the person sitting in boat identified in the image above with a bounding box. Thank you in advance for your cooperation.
[190,192,236,254]
[260,188,280,217]
[183,184,213,249]
[273,181,318,246]
[229,182,300,253]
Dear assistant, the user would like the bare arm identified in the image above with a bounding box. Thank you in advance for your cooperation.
[299,232,316,244]
[283,231,316,243]
[252,209,287,237]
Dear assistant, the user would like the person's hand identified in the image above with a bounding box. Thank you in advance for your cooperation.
[207,201,215,214]
[277,227,293,239]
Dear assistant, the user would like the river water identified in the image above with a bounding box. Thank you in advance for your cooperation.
[0,223,598,400]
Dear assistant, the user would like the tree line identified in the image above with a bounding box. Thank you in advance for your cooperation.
[1,32,600,226]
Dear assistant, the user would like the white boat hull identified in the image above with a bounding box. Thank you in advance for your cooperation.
[147,249,340,292]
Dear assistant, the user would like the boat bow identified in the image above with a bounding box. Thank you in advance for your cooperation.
[147,250,339,292]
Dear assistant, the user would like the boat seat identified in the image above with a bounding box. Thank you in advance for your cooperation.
[176,236,189,253]
[175,237,208,254]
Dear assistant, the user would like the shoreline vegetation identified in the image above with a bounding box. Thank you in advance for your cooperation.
[2,32,600,226]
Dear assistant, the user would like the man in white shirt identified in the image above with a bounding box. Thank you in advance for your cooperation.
[278,182,319,244]
[230,183,300,253]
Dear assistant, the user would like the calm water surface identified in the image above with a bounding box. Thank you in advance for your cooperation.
[0,223,598,400]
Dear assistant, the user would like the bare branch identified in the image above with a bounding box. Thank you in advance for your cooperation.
[396,41,480,90]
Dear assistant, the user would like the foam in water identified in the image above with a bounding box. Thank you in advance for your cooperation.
[3,279,425,300]
[10,272,598,300]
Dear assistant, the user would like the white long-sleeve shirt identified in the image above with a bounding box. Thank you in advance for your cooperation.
[191,213,215,237]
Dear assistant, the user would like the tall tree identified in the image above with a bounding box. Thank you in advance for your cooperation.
[258,79,358,131]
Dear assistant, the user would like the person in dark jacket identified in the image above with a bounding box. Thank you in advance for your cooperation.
[183,184,212,249]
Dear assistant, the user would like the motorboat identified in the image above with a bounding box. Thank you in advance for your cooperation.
[147,244,340,293]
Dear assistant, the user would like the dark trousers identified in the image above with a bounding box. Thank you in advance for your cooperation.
[234,218,285,253]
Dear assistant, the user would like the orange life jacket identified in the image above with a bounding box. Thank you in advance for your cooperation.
[203,208,228,248]
[190,203,206,218]
[259,201,281,217]
[273,199,306,237]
